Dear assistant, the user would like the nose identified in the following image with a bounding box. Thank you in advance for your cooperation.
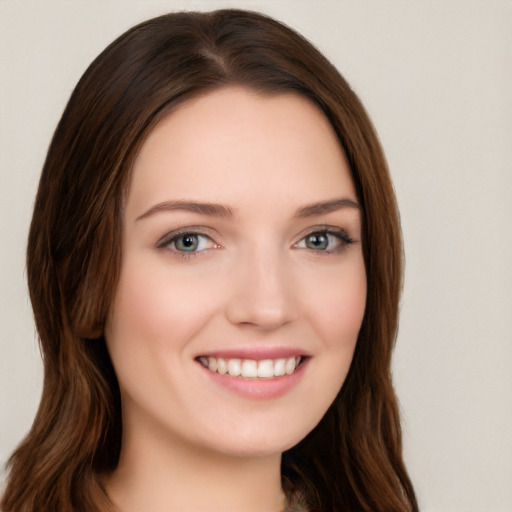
[225,247,298,331]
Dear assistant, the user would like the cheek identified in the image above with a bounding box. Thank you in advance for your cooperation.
[105,255,220,359]
[303,259,367,350]
[283,259,366,438]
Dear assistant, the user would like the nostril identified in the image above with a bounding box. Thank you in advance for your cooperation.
[226,304,298,331]
[224,263,298,329]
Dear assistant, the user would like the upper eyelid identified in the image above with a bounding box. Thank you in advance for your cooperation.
[156,226,219,248]
[295,230,351,246]
[294,225,354,241]
[156,224,357,249]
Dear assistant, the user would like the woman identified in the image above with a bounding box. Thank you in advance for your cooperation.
[1,9,418,512]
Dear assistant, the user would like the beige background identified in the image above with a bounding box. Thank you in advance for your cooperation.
[1,1,511,510]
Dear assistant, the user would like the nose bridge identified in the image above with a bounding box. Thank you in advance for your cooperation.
[225,239,298,330]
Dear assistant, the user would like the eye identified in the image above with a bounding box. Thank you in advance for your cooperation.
[296,229,353,253]
[173,233,206,252]
[304,232,330,250]
[157,230,219,255]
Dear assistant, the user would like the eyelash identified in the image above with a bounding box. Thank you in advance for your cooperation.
[156,228,219,259]
[295,228,354,254]
[156,226,355,259]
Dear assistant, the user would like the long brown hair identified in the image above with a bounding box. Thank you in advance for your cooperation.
[2,9,417,512]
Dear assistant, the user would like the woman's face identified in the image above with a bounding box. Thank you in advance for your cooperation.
[105,86,366,458]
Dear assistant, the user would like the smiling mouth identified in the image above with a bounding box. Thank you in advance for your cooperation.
[197,356,304,379]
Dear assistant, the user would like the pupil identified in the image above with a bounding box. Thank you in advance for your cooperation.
[308,233,328,249]
[179,235,198,251]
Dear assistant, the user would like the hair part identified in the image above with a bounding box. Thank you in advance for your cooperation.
[2,9,417,512]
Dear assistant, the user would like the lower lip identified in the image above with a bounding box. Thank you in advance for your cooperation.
[197,359,309,400]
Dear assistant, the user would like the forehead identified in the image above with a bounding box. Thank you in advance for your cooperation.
[127,86,356,220]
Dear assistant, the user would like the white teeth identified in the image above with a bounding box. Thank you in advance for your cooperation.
[199,355,302,378]
[273,358,286,377]
[257,359,274,378]
[241,359,258,378]
[217,357,228,374]
[285,357,296,375]
[227,358,242,376]
[208,357,217,372]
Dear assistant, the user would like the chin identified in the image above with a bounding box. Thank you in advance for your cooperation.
[192,415,321,459]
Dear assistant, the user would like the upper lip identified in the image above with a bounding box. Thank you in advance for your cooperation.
[195,346,311,360]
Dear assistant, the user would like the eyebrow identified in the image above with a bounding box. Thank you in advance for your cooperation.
[294,197,361,218]
[136,197,360,222]
[136,200,235,221]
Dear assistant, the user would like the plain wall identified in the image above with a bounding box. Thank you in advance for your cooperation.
[1,1,511,510]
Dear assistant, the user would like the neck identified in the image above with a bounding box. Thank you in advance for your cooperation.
[103,415,285,512]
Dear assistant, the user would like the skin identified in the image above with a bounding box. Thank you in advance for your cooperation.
[104,86,367,512]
